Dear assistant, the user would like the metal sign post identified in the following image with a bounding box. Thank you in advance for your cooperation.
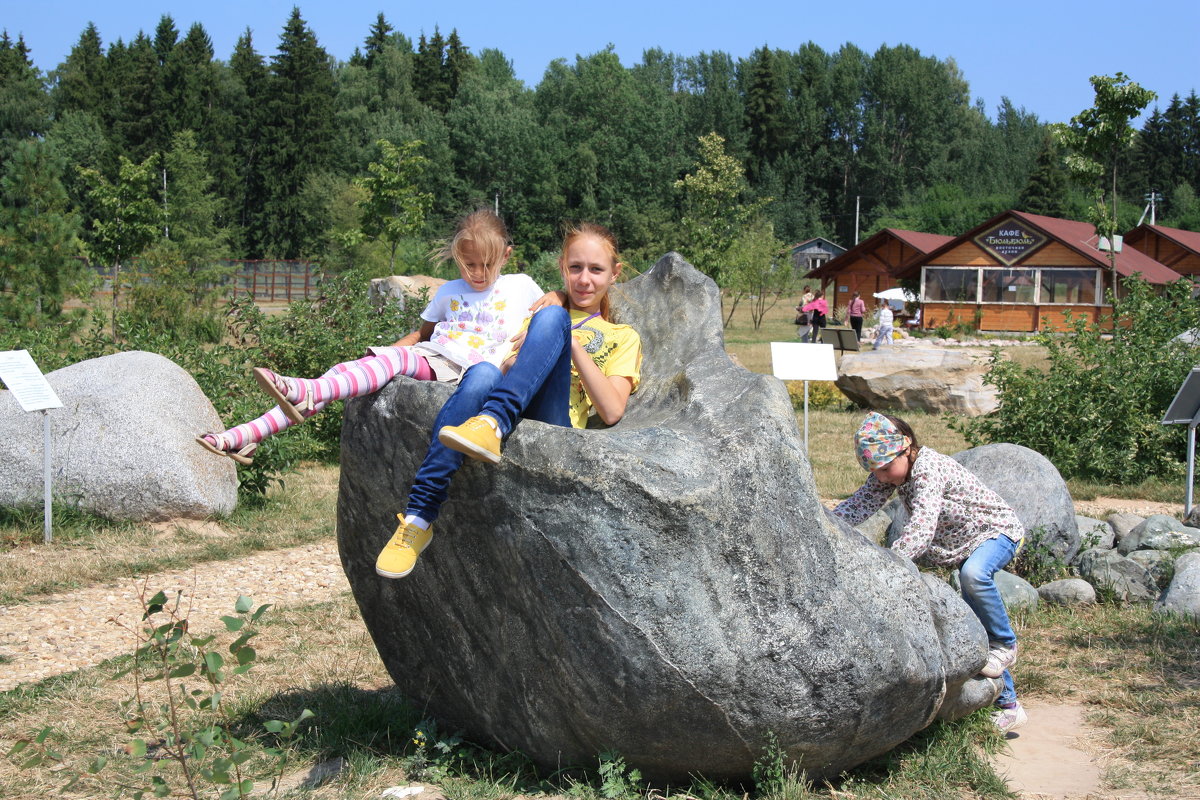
[0,350,64,543]
[1161,366,1200,518]
[770,342,838,455]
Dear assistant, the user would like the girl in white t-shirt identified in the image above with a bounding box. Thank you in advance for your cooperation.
[197,210,553,464]
[873,300,894,350]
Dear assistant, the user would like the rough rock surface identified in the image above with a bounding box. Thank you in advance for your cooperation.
[336,254,995,783]
[886,444,1078,566]
[1154,552,1200,618]
[1127,550,1175,589]
[0,351,236,521]
[835,348,998,416]
[368,274,446,309]
[1075,516,1115,552]
[1118,515,1200,555]
[1107,512,1145,548]
[1075,548,1158,604]
[995,571,1039,610]
[1037,578,1097,606]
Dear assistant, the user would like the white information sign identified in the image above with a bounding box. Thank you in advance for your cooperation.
[0,350,62,412]
[770,342,838,382]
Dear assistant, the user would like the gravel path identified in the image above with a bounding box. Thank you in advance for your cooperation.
[0,542,349,692]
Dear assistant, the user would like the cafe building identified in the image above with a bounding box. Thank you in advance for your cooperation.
[897,210,1183,332]
[1123,223,1200,279]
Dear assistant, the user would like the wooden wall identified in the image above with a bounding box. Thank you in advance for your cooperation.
[922,303,1099,332]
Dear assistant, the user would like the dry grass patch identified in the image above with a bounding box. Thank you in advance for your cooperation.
[0,463,340,604]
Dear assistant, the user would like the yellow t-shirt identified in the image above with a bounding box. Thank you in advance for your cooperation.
[567,309,642,428]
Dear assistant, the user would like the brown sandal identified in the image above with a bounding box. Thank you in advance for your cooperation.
[252,367,313,424]
[196,434,257,466]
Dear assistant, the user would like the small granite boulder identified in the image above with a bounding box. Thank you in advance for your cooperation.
[1118,515,1200,555]
[1075,548,1158,604]
[995,570,1039,611]
[0,351,237,521]
[1127,550,1176,589]
[1153,552,1200,618]
[1037,578,1097,606]
[835,348,998,417]
[1107,512,1145,549]
[1075,516,1115,552]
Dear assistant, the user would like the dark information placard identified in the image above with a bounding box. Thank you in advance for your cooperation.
[974,219,1047,265]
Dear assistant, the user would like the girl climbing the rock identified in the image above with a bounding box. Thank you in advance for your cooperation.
[376,222,642,579]
[832,412,1027,732]
[197,209,557,464]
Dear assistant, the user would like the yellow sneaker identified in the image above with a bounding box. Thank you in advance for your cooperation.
[375,516,434,578]
[438,415,502,463]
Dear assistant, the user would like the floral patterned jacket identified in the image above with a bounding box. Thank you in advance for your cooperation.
[833,447,1024,567]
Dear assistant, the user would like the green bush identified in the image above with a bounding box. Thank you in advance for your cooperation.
[955,276,1200,483]
[786,380,848,410]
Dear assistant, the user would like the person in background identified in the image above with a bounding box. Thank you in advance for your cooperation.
[795,285,814,341]
[801,289,827,343]
[848,291,866,340]
[873,298,894,350]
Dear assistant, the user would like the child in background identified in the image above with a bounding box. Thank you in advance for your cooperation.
[873,299,894,349]
[832,412,1027,732]
[848,291,866,340]
[197,210,553,464]
[376,222,642,579]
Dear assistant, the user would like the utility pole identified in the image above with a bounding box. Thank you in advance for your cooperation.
[494,191,499,216]
[854,195,861,244]
[1137,191,1163,227]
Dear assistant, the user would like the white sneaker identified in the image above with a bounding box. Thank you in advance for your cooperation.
[981,643,1018,678]
[992,702,1028,733]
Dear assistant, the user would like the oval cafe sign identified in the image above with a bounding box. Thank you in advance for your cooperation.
[973,218,1047,265]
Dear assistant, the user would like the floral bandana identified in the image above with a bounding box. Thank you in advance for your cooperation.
[855,412,912,471]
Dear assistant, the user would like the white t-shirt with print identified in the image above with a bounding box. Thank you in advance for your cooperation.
[419,274,543,368]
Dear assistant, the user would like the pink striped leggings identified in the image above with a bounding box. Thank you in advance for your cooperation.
[216,347,434,449]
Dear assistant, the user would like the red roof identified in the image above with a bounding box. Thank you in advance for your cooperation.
[806,228,952,278]
[1129,224,1200,258]
[899,210,1184,285]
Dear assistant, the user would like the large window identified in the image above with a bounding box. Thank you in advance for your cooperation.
[1039,269,1098,305]
[923,268,978,302]
[981,268,1037,303]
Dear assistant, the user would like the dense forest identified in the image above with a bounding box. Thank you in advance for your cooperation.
[1,9,1198,300]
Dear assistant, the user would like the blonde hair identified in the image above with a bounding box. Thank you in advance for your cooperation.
[434,209,510,272]
[559,222,621,320]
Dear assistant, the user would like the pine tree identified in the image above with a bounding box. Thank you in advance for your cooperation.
[0,139,85,327]
[1019,139,1069,218]
[414,27,450,111]
[363,13,394,69]
[107,32,158,162]
[258,8,336,258]
[226,29,269,256]
[444,29,474,102]
[0,31,50,164]
[53,23,107,119]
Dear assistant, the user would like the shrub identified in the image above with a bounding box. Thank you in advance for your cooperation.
[955,276,1200,483]
[786,380,847,411]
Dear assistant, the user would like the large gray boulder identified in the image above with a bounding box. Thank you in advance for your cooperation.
[1118,515,1200,555]
[336,254,996,783]
[0,351,237,521]
[835,348,998,417]
[887,444,1078,566]
[1075,548,1158,604]
[1154,552,1200,618]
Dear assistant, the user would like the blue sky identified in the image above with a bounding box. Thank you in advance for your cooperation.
[6,0,1198,125]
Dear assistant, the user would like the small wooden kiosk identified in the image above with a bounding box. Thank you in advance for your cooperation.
[804,228,952,305]
[898,211,1184,333]
[1124,224,1200,279]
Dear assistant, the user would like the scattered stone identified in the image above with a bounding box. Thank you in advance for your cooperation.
[1118,515,1200,555]
[1075,516,1115,552]
[835,348,998,416]
[1127,550,1176,589]
[338,254,997,783]
[1037,578,1097,606]
[995,571,1039,610]
[368,275,446,310]
[1075,548,1159,604]
[1153,552,1200,619]
[0,351,237,521]
[854,508,893,546]
[1107,512,1145,549]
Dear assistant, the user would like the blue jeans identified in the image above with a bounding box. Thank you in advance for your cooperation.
[403,306,573,522]
[960,534,1020,706]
